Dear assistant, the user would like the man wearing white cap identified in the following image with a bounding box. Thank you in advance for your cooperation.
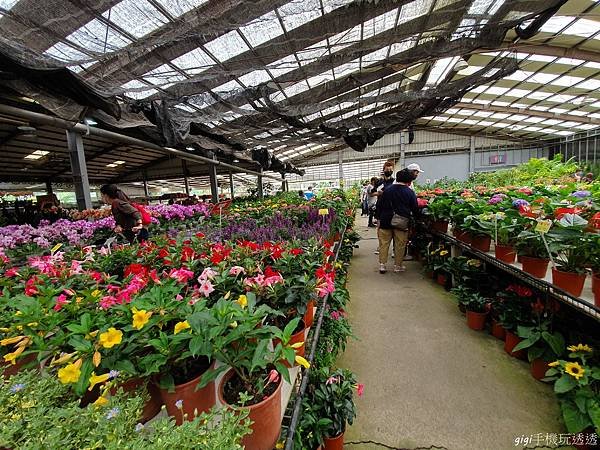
[406,163,424,181]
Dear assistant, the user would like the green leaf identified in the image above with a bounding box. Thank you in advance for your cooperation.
[73,358,94,397]
[554,374,577,394]
[587,398,600,428]
[114,359,136,375]
[188,336,206,357]
[274,362,291,384]
[67,336,93,352]
[283,317,300,343]
[196,365,227,390]
[250,339,269,372]
[542,331,565,356]
[513,337,538,352]
[561,402,592,433]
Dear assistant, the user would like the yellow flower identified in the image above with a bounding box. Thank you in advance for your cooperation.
[91,290,101,298]
[229,321,238,329]
[86,330,99,340]
[174,321,191,335]
[132,308,152,330]
[88,372,110,391]
[295,355,310,369]
[0,335,26,346]
[93,395,109,407]
[98,328,123,349]
[236,295,248,309]
[93,350,101,367]
[548,361,560,367]
[275,442,285,449]
[3,345,25,365]
[289,342,304,349]
[565,362,585,380]
[567,344,592,353]
[439,250,449,256]
[50,351,77,367]
[58,360,82,384]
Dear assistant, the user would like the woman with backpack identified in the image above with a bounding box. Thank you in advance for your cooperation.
[100,184,150,243]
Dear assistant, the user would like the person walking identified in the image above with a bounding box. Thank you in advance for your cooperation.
[360,182,369,216]
[304,186,315,200]
[100,184,149,243]
[375,170,419,274]
[366,177,378,227]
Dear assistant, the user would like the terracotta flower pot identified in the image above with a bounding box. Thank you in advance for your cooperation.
[303,300,316,329]
[520,256,549,279]
[454,229,472,244]
[494,244,516,264]
[111,377,163,423]
[491,320,506,340]
[466,310,487,330]
[551,268,586,297]
[218,368,282,450]
[1,353,36,378]
[504,331,526,360]
[431,220,449,233]
[530,359,550,381]
[471,235,491,253]
[159,361,216,425]
[436,273,447,287]
[324,432,345,450]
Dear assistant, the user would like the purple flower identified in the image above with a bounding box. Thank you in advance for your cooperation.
[108,370,120,379]
[572,190,591,198]
[175,399,183,409]
[10,383,25,393]
[488,196,503,205]
[512,199,530,208]
[106,407,120,420]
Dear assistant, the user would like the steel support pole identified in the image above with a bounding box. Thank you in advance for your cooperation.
[182,160,190,196]
[257,169,264,200]
[281,173,287,192]
[338,150,344,188]
[66,130,92,211]
[399,132,406,169]
[142,171,150,199]
[45,180,53,195]
[469,135,476,175]
[229,171,234,199]
[209,157,219,203]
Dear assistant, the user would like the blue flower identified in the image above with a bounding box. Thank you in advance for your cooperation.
[512,199,530,208]
[572,190,591,198]
[106,407,120,420]
[108,370,120,379]
[10,383,25,393]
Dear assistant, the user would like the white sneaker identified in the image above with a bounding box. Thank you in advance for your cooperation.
[394,265,406,273]
[379,264,387,274]
[374,250,379,255]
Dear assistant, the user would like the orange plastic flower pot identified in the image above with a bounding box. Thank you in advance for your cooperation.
[453,229,471,244]
[324,432,345,450]
[159,361,216,425]
[491,320,506,340]
[431,220,449,233]
[504,331,526,360]
[218,368,282,450]
[551,268,586,297]
[530,359,550,381]
[494,244,516,264]
[466,310,487,331]
[304,300,316,329]
[520,256,549,279]
[471,235,491,253]
[111,377,163,423]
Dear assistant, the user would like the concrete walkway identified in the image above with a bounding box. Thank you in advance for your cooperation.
[338,218,567,450]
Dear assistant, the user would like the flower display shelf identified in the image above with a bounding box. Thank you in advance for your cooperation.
[427,227,600,323]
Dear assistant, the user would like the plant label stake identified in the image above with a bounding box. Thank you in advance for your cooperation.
[535,219,556,269]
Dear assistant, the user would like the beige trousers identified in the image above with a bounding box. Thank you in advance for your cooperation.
[378,227,408,265]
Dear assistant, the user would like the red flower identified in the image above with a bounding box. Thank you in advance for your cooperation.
[195,232,205,239]
[554,207,582,220]
[158,248,169,258]
[181,246,195,262]
[24,277,39,296]
[290,248,303,256]
[89,271,103,283]
[271,246,284,259]
[264,266,281,279]
[591,212,600,230]
[149,269,161,284]
[124,263,147,278]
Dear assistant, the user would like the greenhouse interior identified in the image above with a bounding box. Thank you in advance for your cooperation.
[0,0,600,448]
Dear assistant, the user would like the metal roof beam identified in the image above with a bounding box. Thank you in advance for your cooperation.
[471,42,600,63]
[454,102,600,125]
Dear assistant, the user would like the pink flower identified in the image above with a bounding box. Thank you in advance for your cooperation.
[330,311,341,320]
[70,260,84,275]
[5,267,19,277]
[53,294,69,311]
[169,268,195,283]
[267,369,279,385]
[99,247,110,256]
[229,266,245,276]
[99,295,118,309]
[199,280,215,297]
[357,383,364,397]
[198,267,218,282]
[326,376,339,385]
[175,294,183,301]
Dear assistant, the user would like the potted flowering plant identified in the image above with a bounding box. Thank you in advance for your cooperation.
[495,285,534,359]
[515,227,551,278]
[462,291,489,331]
[462,213,495,252]
[190,294,304,450]
[423,195,453,233]
[544,344,600,437]
[546,214,591,297]
[307,367,362,450]
[494,211,524,263]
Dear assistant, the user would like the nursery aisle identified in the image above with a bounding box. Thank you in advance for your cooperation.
[338,218,566,450]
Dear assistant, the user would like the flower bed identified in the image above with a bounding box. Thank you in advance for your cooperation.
[0,188,360,448]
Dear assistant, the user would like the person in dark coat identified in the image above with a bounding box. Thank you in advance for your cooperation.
[100,184,149,243]
[375,170,419,274]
